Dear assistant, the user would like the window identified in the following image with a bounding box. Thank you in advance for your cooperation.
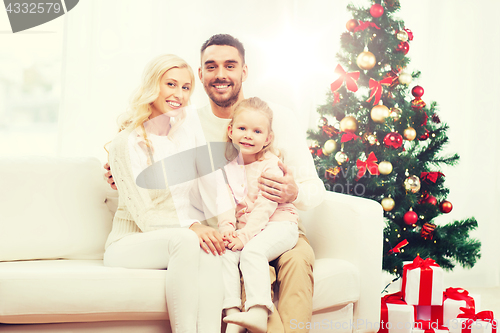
[0,15,64,157]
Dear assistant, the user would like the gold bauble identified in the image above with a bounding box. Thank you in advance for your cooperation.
[356,50,376,70]
[335,151,349,164]
[404,175,421,193]
[396,30,409,42]
[403,127,417,141]
[390,107,402,121]
[399,72,412,85]
[339,116,358,132]
[378,161,393,175]
[381,197,395,211]
[370,104,390,123]
[323,139,338,155]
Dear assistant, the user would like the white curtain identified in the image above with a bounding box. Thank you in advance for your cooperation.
[58,0,500,287]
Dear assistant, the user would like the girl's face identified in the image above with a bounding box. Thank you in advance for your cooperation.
[228,108,272,164]
[150,67,192,119]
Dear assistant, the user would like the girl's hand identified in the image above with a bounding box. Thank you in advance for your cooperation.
[189,224,225,255]
[103,163,117,190]
[222,230,237,240]
[258,160,298,204]
[227,237,244,252]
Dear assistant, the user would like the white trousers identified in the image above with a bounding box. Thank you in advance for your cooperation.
[221,221,298,313]
[103,228,223,333]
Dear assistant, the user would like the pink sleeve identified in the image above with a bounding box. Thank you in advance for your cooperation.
[236,159,283,245]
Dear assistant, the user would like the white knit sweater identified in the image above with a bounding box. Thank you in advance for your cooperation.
[105,110,205,249]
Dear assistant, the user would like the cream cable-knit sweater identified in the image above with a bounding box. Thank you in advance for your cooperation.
[105,111,205,249]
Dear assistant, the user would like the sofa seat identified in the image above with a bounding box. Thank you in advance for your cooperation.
[0,257,359,324]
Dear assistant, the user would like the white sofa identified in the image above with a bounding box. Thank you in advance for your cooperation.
[0,156,383,333]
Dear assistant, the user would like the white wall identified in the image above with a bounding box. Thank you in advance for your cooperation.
[57,0,500,287]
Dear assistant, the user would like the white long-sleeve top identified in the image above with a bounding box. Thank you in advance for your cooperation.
[105,110,206,249]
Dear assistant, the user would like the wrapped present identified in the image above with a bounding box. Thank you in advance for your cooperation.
[379,292,416,333]
[402,256,444,305]
[448,309,497,333]
[416,288,479,327]
[413,320,449,333]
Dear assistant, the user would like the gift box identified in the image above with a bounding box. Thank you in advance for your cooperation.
[413,320,449,333]
[416,288,479,327]
[448,309,497,333]
[379,292,416,333]
[402,256,444,306]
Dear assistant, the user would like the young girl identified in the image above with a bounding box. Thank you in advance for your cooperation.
[217,97,299,333]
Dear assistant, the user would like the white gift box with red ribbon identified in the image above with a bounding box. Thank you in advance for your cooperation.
[402,256,444,306]
[448,309,497,333]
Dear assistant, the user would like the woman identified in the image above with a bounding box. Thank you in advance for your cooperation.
[103,54,223,332]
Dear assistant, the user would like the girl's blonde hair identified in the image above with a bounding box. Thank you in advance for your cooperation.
[110,54,194,162]
[225,97,279,161]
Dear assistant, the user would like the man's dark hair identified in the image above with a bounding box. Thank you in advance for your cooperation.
[200,34,245,63]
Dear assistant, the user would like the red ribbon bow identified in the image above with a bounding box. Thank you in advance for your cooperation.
[405,256,439,270]
[354,21,381,32]
[458,309,497,333]
[445,288,475,310]
[420,172,444,184]
[367,77,393,105]
[386,239,409,255]
[330,64,360,93]
[341,132,360,143]
[356,152,380,180]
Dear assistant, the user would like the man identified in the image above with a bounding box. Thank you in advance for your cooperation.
[106,34,325,332]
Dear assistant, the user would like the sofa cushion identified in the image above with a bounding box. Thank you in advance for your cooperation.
[0,258,359,324]
[0,157,113,261]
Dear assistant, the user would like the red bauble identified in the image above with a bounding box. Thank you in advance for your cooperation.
[412,85,425,98]
[317,148,324,158]
[383,132,403,149]
[439,201,453,213]
[419,129,430,141]
[396,41,410,54]
[403,211,418,225]
[423,195,438,205]
[346,19,359,32]
[370,4,384,18]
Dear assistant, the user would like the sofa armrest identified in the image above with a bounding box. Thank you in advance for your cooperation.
[299,191,383,333]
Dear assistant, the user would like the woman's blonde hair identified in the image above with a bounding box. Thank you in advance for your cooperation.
[112,54,194,161]
[225,97,279,161]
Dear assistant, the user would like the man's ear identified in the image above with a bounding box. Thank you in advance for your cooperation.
[198,67,203,81]
[241,63,248,83]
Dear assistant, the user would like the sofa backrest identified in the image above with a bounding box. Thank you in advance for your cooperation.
[0,157,113,261]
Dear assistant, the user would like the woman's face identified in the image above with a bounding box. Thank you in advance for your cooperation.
[150,67,192,119]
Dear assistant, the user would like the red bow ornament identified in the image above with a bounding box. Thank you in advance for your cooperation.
[341,132,360,143]
[356,152,380,180]
[354,20,381,32]
[386,239,409,255]
[367,77,393,105]
[421,172,445,184]
[330,64,360,93]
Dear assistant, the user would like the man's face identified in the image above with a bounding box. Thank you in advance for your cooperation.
[199,45,248,108]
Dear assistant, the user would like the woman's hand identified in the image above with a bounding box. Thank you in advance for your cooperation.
[258,160,298,204]
[103,163,117,190]
[189,223,225,255]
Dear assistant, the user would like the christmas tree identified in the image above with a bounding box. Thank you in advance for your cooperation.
[308,0,481,275]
